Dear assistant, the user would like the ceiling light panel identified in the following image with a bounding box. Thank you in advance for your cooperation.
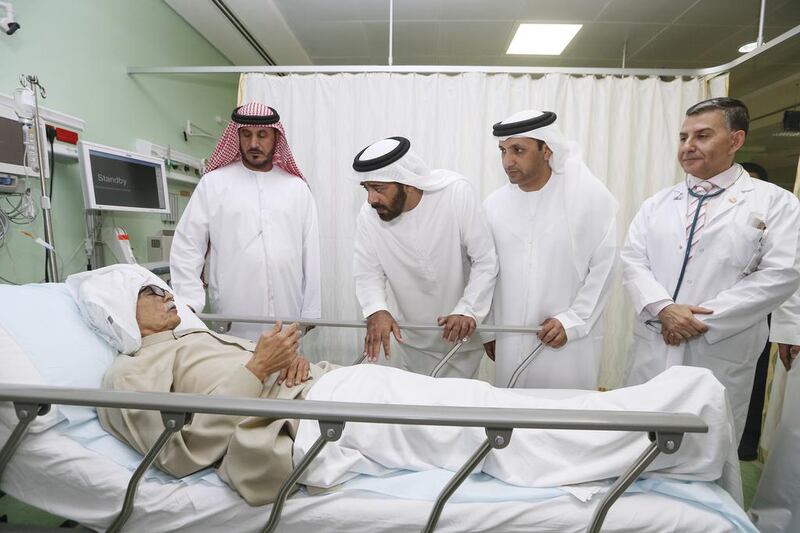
[506,23,583,55]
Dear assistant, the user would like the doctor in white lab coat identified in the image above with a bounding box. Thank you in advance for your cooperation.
[622,97,800,439]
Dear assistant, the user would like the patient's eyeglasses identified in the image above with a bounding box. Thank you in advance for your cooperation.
[139,284,169,298]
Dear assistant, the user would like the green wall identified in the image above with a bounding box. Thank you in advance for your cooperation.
[0,0,238,283]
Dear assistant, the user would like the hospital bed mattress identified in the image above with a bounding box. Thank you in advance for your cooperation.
[0,407,752,532]
[0,284,752,532]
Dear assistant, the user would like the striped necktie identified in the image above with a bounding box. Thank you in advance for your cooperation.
[687,181,717,259]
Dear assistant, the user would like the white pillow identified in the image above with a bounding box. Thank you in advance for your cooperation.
[0,283,116,426]
[0,281,206,427]
[65,264,206,354]
[0,323,63,431]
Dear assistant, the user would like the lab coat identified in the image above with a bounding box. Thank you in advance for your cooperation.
[170,162,321,341]
[622,171,800,439]
[749,288,800,532]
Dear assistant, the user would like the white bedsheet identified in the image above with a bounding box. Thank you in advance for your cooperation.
[0,422,754,532]
[295,365,733,489]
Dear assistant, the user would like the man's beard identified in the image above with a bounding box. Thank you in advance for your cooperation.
[240,146,275,170]
[371,186,407,221]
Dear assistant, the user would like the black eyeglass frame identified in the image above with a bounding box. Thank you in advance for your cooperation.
[139,285,169,298]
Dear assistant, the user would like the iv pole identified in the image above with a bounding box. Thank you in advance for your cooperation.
[20,74,59,282]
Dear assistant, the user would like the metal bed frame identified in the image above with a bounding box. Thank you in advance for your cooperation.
[0,385,707,533]
[198,314,545,386]
[0,315,707,531]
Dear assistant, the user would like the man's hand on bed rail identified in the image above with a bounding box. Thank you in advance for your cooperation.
[364,310,403,362]
[437,314,476,344]
[537,318,567,348]
[245,321,302,381]
[277,355,311,387]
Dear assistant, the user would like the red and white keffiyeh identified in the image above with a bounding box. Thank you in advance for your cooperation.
[205,102,305,180]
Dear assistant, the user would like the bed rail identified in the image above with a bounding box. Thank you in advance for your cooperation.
[0,385,708,533]
[196,314,543,335]
[197,314,543,379]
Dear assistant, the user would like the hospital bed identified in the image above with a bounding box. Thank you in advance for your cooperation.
[0,283,754,532]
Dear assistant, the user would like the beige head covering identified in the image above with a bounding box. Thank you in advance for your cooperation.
[65,264,206,354]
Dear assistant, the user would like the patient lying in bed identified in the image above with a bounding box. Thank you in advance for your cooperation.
[100,293,332,506]
[64,264,334,505]
[68,265,735,508]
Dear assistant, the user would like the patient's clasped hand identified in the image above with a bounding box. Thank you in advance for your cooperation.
[66,265,734,506]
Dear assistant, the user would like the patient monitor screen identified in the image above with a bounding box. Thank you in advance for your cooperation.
[87,150,166,211]
[0,116,26,167]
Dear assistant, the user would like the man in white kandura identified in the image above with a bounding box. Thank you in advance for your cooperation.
[170,102,321,340]
[621,97,800,439]
[483,110,618,389]
[351,136,498,378]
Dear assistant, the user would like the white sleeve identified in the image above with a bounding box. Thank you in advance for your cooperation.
[169,179,211,313]
[353,209,389,319]
[771,286,800,345]
[554,216,617,341]
[479,304,496,344]
[701,193,800,344]
[301,190,322,319]
[449,183,498,322]
[621,199,673,316]
[478,197,497,344]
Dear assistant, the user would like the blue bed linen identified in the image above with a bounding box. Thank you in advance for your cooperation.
[59,417,224,486]
[0,283,115,425]
[344,469,757,532]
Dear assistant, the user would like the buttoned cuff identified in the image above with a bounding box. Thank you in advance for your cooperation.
[645,299,673,319]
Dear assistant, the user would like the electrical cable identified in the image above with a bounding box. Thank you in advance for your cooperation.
[0,209,8,249]
[0,153,36,254]
[45,127,56,277]
[1,151,36,224]
[0,149,41,278]
[46,125,55,201]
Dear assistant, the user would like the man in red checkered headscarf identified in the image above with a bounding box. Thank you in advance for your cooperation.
[170,103,321,341]
[204,102,305,178]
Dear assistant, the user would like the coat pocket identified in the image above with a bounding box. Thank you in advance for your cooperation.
[723,223,764,270]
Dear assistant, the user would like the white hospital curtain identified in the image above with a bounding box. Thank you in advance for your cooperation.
[241,72,713,389]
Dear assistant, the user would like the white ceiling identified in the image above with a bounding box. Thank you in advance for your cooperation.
[165,0,800,68]
[164,0,800,187]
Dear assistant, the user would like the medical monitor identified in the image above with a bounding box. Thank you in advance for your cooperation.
[0,103,48,178]
[78,141,169,214]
